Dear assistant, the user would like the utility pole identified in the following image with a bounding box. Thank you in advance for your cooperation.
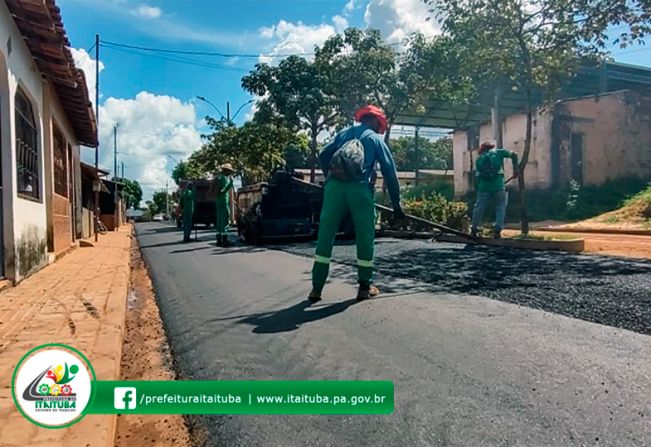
[492,83,503,148]
[121,162,124,179]
[226,101,231,125]
[94,33,100,242]
[113,124,118,229]
[414,126,420,186]
[165,179,169,220]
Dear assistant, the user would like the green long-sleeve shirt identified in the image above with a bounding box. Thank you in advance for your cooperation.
[180,188,195,217]
[214,174,233,202]
[475,148,519,193]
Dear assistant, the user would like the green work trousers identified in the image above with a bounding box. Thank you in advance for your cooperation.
[182,211,193,240]
[215,198,230,236]
[312,179,375,291]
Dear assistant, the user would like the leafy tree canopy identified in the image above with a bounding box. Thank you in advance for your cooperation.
[186,117,308,184]
[390,136,452,171]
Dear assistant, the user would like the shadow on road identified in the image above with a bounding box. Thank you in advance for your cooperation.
[237,299,358,333]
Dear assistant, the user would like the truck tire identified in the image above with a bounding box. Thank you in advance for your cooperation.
[243,222,261,245]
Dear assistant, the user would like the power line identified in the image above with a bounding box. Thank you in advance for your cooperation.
[101,39,311,58]
[100,38,404,60]
[100,43,251,72]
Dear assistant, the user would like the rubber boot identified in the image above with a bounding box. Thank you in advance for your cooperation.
[221,235,233,247]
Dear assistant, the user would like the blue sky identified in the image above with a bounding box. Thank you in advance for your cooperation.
[58,0,651,200]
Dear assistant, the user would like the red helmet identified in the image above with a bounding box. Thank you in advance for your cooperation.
[479,141,496,152]
[354,105,388,134]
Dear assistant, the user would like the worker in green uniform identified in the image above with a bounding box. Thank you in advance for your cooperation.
[180,182,195,242]
[214,163,235,246]
[470,141,519,239]
[309,105,405,303]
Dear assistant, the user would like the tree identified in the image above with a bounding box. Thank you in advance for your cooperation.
[242,56,339,182]
[122,179,143,209]
[283,142,310,171]
[390,136,452,171]
[151,190,171,216]
[145,200,156,215]
[430,0,650,233]
[317,29,454,141]
[186,117,307,184]
[171,161,188,186]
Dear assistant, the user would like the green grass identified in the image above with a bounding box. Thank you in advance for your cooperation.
[624,184,651,207]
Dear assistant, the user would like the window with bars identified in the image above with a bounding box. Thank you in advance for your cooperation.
[15,89,40,200]
[53,124,68,197]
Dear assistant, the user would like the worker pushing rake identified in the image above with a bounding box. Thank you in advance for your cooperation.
[308,105,520,304]
[308,105,405,303]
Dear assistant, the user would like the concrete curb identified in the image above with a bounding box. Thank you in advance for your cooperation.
[536,226,651,236]
[438,234,585,253]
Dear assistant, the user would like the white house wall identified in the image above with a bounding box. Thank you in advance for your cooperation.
[0,1,48,281]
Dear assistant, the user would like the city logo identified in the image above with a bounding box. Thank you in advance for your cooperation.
[12,344,95,428]
[114,387,137,410]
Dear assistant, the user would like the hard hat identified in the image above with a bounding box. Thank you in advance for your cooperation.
[479,141,496,152]
[354,105,388,134]
[220,163,234,172]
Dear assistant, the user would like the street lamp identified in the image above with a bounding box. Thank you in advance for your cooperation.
[196,96,227,122]
[197,96,254,126]
[231,99,255,122]
[166,154,183,164]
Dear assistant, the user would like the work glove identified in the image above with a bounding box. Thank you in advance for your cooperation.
[394,206,406,220]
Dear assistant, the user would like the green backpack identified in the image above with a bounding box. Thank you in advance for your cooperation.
[478,154,500,180]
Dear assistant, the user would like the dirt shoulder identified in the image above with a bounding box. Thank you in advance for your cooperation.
[114,233,192,446]
[504,229,651,259]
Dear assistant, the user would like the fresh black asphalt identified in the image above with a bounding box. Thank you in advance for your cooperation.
[276,238,651,335]
[136,222,651,446]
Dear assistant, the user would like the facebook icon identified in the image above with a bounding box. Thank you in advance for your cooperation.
[114,387,137,410]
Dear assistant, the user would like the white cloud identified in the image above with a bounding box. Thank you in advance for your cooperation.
[332,15,349,33]
[97,92,203,200]
[364,0,441,43]
[70,0,248,47]
[258,18,341,63]
[225,56,241,67]
[70,48,104,109]
[134,5,162,19]
[344,0,357,15]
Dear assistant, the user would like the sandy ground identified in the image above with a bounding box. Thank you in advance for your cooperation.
[504,230,651,259]
[113,234,193,447]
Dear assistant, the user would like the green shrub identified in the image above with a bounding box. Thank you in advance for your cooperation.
[381,192,469,231]
[402,182,454,201]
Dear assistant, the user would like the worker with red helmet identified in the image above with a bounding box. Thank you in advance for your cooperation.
[470,141,519,238]
[309,105,405,303]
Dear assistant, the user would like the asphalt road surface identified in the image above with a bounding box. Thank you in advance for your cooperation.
[136,222,651,447]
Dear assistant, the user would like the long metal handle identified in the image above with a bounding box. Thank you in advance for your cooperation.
[374,203,475,240]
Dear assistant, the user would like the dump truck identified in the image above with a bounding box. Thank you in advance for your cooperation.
[176,179,217,228]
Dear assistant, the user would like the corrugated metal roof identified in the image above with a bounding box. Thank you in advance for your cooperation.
[395,61,651,130]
